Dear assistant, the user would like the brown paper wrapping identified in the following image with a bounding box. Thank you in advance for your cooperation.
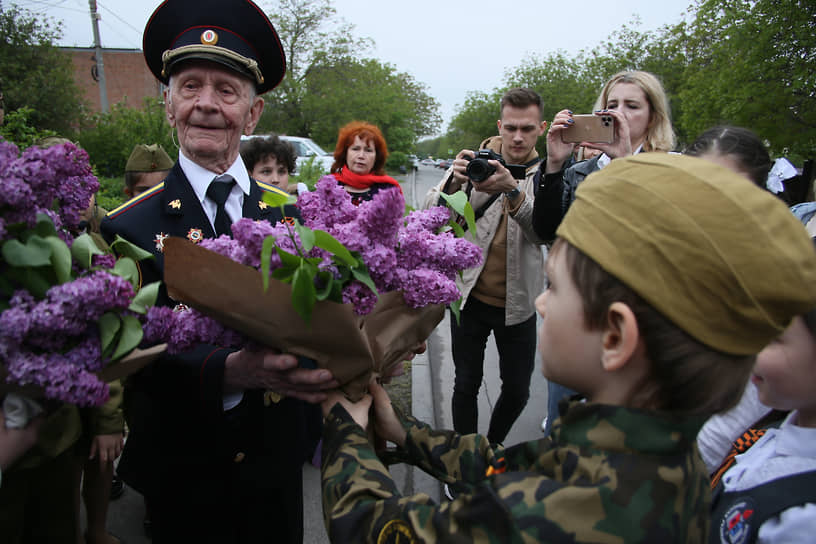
[163,237,445,400]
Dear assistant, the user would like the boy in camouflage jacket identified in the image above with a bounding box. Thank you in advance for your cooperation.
[321,154,816,543]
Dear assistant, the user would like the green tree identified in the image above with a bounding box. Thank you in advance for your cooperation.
[257,0,440,153]
[300,57,440,152]
[673,0,816,156]
[258,0,372,137]
[0,3,84,135]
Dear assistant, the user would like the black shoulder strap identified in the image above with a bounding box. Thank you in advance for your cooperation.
[710,470,816,544]
[436,174,500,232]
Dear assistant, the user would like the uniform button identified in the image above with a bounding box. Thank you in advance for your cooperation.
[233,452,245,463]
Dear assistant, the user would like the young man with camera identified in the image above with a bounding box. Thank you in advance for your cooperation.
[423,89,547,491]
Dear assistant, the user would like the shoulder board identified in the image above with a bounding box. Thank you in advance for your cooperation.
[106,182,166,219]
[256,181,288,197]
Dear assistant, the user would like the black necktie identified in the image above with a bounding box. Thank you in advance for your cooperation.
[206,175,236,237]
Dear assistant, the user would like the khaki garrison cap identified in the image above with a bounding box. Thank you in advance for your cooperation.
[557,153,816,355]
[125,144,174,173]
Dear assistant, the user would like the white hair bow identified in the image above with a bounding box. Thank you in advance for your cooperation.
[766,158,797,194]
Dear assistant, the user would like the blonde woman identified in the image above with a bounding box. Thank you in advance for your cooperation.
[533,70,675,242]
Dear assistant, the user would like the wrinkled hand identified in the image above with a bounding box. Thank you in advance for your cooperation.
[0,408,43,471]
[545,109,578,173]
[90,432,124,464]
[224,349,339,403]
[584,109,633,159]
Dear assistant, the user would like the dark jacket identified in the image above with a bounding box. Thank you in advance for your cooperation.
[533,155,602,242]
[100,163,319,498]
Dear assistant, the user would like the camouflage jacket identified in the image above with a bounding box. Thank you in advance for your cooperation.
[322,400,710,543]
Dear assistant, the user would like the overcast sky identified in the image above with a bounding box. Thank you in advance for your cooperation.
[17,0,692,132]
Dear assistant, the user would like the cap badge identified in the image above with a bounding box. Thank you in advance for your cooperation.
[201,29,219,46]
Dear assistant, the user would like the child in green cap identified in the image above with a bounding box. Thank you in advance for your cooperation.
[318,153,816,543]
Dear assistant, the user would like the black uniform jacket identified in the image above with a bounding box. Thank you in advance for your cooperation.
[100,163,320,498]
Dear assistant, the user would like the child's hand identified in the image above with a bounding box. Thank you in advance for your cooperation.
[90,433,124,465]
[321,391,372,429]
[369,380,407,448]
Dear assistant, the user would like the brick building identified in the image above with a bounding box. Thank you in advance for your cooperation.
[63,47,162,113]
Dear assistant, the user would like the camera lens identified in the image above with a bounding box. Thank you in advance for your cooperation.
[466,158,495,183]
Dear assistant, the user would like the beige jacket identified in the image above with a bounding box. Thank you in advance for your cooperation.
[422,144,545,326]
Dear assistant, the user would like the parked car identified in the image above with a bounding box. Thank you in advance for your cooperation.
[241,134,334,175]
[436,158,454,169]
[421,158,436,166]
[408,154,420,171]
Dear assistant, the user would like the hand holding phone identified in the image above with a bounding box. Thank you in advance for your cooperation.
[561,114,614,144]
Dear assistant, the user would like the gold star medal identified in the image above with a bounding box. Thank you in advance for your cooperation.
[258,200,268,210]
[187,228,203,244]
[169,199,182,209]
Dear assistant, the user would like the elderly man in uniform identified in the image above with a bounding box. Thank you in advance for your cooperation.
[100,1,335,542]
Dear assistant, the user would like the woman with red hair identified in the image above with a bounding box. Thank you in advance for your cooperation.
[326,121,402,204]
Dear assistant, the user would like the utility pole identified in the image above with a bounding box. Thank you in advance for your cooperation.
[89,0,109,113]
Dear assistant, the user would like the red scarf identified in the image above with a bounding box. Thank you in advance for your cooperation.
[335,168,403,194]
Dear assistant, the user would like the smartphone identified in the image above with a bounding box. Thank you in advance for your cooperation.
[561,114,614,144]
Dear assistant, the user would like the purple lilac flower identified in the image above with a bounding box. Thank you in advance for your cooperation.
[399,268,462,308]
[354,187,404,246]
[298,176,357,230]
[405,206,450,231]
[143,305,245,354]
[4,348,110,407]
[92,253,117,269]
[342,281,378,315]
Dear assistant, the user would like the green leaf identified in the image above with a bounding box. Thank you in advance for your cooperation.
[438,191,477,234]
[110,235,153,262]
[128,281,160,314]
[260,235,278,291]
[449,220,465,238]
[295,224,316,253]
[350,266,378,300]
[276,247,303,268]
[70,233,105,269]
[2,236,52,267]
[271,266,296,282]
[313,230,357,266]
[449,298,462,325]
[291,264,317,324]
[43,235,72,284]
[5,267,51,298]
[33,213,58,237]
[314,270,335,301]
[111,314,144,360]
[261,190,296,209]
[98,312,122,355]
[111,257,140,288]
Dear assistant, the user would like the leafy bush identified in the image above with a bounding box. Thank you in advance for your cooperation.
[385,151,409,172]
[0,107,57,149]
[292,156,328,191]
[77,98,175,178]
[96,176,126,211]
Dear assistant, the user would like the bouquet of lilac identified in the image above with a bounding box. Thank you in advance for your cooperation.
[199,176,480,321]
[146,176,481,353]
[0,139,159,406]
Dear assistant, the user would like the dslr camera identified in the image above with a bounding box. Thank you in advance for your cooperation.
[465,149,527,182]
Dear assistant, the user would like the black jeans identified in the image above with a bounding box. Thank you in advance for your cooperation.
[450,297,537,444]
